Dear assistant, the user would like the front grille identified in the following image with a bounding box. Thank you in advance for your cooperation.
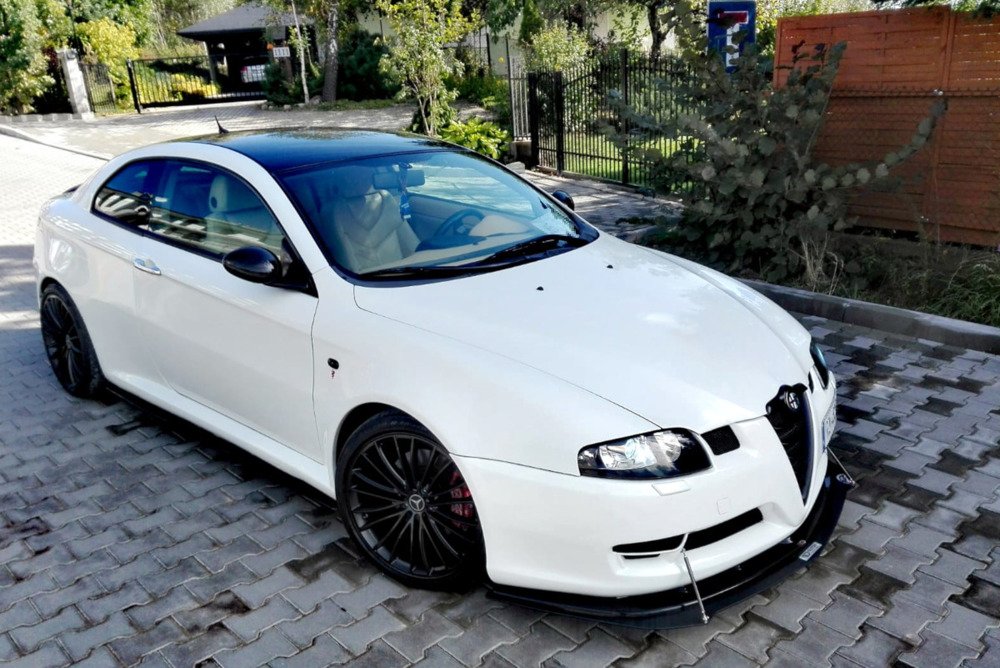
[765,386,813,499]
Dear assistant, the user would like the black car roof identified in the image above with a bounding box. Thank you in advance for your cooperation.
[192,128,457,173]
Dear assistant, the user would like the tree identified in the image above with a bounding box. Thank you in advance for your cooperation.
[71,0,156,46]
[0,0,53,113]
[376,0,480,135]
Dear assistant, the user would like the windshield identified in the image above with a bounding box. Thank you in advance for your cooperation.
[279,150,592,277]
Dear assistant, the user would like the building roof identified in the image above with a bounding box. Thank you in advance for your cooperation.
[177,3,313,39]
[191,129,456,173]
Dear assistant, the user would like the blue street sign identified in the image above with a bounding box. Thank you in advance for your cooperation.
[707,1,756,72]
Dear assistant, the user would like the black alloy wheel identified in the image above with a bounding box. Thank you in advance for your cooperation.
[337,411,484,589]
[39,284,104,398]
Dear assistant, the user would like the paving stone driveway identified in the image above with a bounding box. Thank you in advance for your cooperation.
[1,133,1000,667]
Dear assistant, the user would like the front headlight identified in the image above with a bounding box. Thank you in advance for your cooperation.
[578,430,711,480]
[810,340,831,388]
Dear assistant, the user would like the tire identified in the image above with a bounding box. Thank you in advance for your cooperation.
[336,410,485,590]
[39,283,105,398]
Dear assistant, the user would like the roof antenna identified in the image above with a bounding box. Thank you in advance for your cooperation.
[214,115,229,134]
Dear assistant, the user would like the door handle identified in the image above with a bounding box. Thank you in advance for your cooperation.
[132,257,161,276]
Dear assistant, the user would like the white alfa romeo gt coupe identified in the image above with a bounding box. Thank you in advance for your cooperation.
[34,129,848,627]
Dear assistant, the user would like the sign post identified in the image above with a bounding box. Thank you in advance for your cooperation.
[707,1,756,71]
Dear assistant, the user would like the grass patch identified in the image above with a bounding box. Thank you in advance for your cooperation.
[544,132,683,187]
[286,99,402,112]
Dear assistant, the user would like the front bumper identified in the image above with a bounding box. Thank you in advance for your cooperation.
[485,463,851,629]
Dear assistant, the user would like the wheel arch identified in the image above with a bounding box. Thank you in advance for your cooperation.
[39,275,61,297]
[334,402,401,464]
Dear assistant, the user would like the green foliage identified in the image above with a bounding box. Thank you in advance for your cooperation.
[612,1,946,284]
[34,0,72,50]
[72,0,155,46]
[261,58,325,106]
[147,0,234,51]
[337,27,399,100]
[0,0,52,113]
[485,0,523,34]
[606,2,646,48]
[439,117,511,159]
[519,0,545,44]
[523,19,591,71]
[873,0,998,18]
[755,0,872,56]
[168,73,221,101]
[77,18,140,88]
[376,0,480,136]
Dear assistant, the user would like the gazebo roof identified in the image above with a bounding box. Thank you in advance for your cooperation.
[177,3,313,39]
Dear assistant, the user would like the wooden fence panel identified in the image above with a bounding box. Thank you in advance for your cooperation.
[775,8,1000,246]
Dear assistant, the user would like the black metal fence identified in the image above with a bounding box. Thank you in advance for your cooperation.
[524,51,695,190]
[80,62,122,115]
[128,54,269,110]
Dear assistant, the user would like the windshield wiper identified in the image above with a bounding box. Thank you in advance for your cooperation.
[357,264,496,280]
[470,234,587,265]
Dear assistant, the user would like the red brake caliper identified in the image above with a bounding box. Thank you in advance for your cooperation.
[449,470,474,521]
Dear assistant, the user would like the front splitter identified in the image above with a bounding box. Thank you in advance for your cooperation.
[484,464,851,629]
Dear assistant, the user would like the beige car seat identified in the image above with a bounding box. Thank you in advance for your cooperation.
[329,167,419,272]
[206,174,283,253]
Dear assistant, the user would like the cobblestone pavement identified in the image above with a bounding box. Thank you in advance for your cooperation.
[2,133,1000,667]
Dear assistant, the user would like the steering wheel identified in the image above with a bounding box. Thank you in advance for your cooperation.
[436,208,485,238]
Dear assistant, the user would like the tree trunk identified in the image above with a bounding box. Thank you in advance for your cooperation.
[647,1,666,61]
[290,0,309,104]
[321,0,339,102]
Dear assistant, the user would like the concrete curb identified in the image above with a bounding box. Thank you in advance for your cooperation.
[745,279,1000,355]
[0,124,110,161]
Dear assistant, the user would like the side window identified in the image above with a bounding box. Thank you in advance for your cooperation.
[144,160,287,257]
[93,161,156,226]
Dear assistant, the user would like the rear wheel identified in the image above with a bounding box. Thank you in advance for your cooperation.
[39,284,104,398]
[336,411,484,590]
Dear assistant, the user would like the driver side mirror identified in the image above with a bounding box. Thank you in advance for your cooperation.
[551,190,575,211]
[223,246,284,284]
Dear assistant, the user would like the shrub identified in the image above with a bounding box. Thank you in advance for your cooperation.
[168,74,220,101]
[439,117,510,159]
[611,1,945,283]
[0,0,53,113]
[262,61,301,106]
[337,28,399,100]
[523,20,591,72]
[77,18,140,89]
[261,61,324,106]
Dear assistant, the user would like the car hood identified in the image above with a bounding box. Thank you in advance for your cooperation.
[354,235,813,432]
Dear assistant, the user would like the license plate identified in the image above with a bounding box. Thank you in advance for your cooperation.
[821,401,836,449]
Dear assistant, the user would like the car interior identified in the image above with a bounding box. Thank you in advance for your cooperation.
[285,162,547,274]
